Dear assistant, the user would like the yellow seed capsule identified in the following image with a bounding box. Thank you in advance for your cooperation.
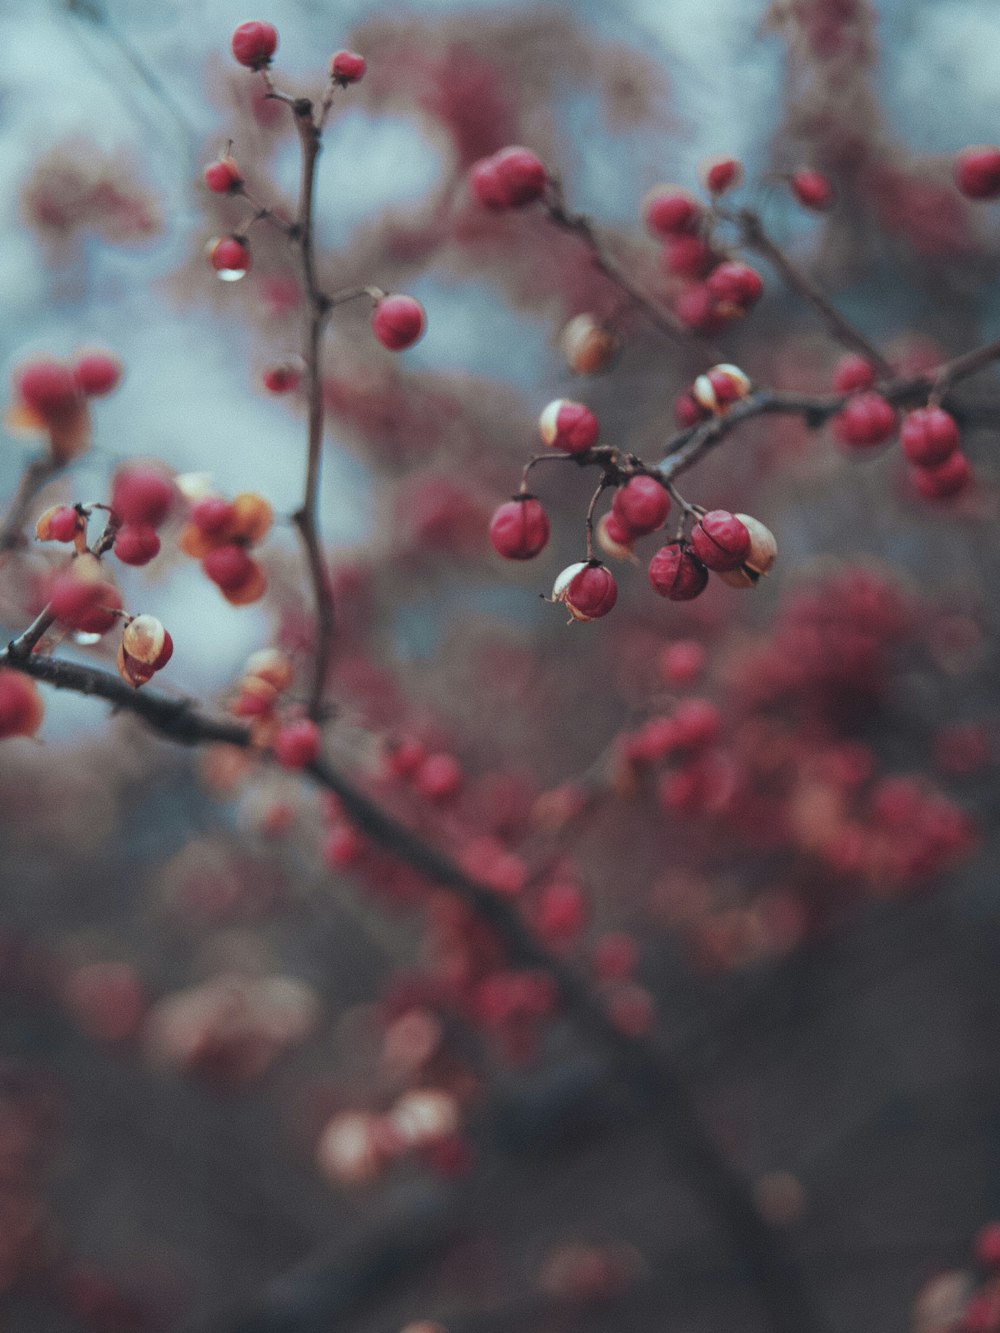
[122,614,167,665]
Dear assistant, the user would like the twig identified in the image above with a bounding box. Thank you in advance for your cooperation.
[0,454,60,553]
[732,208,894,376]
[278,91,336,724]
[543,182,691,346]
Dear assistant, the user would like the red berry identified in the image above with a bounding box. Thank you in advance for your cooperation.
[323,824,365,868]
[111,466,173,528]
[534,881,588,945]
[371,295,426,350]
[690,510,751,572]
[611,476,670,536]
[191,496,235,537]
[648,544,709,601]
[113,524,161,567]
[204,158,243,193]
[706,261,764,309]
[274,719,321,770]
[202,544,255,593]
[331,50,366,83]
[47,506,81,543]
[72,351,122,397]
[0,669,44,739]
[790,169,834,210]
[674,283,727,333]
[642,187,702,237]
[954,144,1000,200]
[658,640,706,686]
[564,563,617,620]
[414,752,463,801]
[700,156,743,194]
[909,450,972,500]
[208,236,251,278]
[470,147,547,209]
[831,392,897,448]
[976,1222,1000,1269]
[489,497,550,560]
[593,933,638,982]
[900,406,960,466]
[48,573,121,633]
[262,361,302,393]
[674,390,707,428]
[661,234,715,279]
[538,399,599,453]
[16,360,78,418]
[231,20,278,69]
[832,354,876,393]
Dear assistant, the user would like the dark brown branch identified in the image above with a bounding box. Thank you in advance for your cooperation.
[733,208,894,376]
[278,91,336,724]
[543,182,691,347]
[0,454,60,553]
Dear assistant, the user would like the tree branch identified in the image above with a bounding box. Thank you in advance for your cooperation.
[0,454,60,553]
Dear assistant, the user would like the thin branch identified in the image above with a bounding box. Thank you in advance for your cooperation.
[281,92,336,724]
[0,454,60,553]
[732,208,894,376]
[543,182,691,347]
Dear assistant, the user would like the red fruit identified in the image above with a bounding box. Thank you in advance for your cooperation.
[534,881,588,945]
[831,392,897,448]
[204,157,243,193]
[790,169,834,210]
[832,354,876,393]
[72,351,122,397]
[209,235,251,277]
[674,390,707,428]
[262,361,302,393]
[47,506,81,543]
[231,20,278,69]
[323,825,366,869]
[415,752,463,801]
[648,544,709,601]
[658,640,706,686]
[954,145,1000,200]
[111,466,173,527]
[470,146,547,209]
[113,524,161,567]
[596,512,634,559]
[593,933,638,982]
[706,261,764,309]
[202,544,255,593]
[0,670,43,739]
[565,563,617,620]
[690,510,751,571]
[371,295,426,350]
[191,496,235,536]
[642,187,702,237]
[274,719,321,770]
[700,155,743,194]
[538,399,599,453]
[672,698,721,748]
[48,573,121,634]
[331,50,366,83]
[489,496,549,560]
[909,450,972,500]
[611,476,670,536]
[900,406,960,466]
[17,360,78,417]
[662,234,715,279]
[674,283,727,333]
[975,1222,1000,1269]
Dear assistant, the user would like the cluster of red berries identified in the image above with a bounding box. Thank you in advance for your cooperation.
[11,350,122,463]
[490,385,776,620]
[178,489,272,603]
[829,355,973,499]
